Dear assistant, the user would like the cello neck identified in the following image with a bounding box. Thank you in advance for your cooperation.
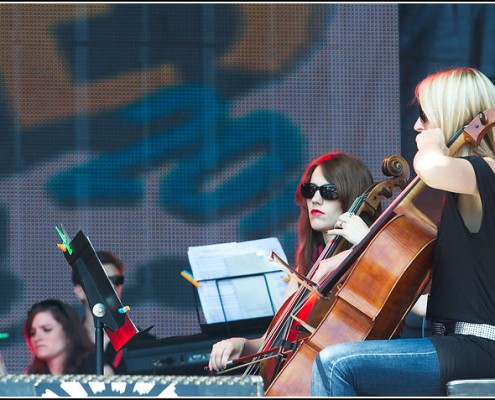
[318,172,427,294]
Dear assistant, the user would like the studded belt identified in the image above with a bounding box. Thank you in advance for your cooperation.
[432,321,495,341]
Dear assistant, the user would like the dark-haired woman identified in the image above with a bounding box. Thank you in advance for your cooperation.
[24,298,114,375]
[208,152,376,371]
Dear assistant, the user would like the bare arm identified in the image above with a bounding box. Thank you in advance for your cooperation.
[413,128,478,195]
[209,336,264,371]
[104,364,115,376]
[311,249,351,284]
[410,293,428,317]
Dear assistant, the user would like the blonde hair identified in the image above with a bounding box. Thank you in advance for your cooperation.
[415,67,495,159]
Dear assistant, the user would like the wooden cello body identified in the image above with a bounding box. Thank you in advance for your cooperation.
[265,179,436,396]
[237,155,410,385]
[263,109,494,396]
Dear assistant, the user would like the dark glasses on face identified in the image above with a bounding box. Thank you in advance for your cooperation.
[108,275,124,286]
[300,183,338,200]
[419,105,428,124]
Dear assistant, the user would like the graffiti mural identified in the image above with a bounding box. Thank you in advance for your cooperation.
[0,3,399,373]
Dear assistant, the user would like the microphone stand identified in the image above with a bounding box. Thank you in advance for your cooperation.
[92,303,106,375]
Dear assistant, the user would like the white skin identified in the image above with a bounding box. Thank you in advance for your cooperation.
[412,112,495,317]
[308,166,370,283]
[29,311,68,375]
[73,262,121,376]
[208,165,370,371]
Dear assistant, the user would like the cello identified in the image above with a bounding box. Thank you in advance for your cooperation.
[262,108,495,396]
[208,154,410,379]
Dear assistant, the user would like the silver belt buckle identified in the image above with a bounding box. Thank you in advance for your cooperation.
[432,322,447,335]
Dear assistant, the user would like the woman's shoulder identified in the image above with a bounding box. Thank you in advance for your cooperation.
[483,157,495,174]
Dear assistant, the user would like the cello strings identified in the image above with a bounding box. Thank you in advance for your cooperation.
[244,195,369,376]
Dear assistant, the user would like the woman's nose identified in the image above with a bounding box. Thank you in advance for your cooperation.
[311,191,323,203]
[413,117,424,132]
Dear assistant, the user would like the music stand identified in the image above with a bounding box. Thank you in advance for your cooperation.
[56,226,152,374]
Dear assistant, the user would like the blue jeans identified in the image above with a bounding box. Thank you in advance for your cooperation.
[311,338,441,396]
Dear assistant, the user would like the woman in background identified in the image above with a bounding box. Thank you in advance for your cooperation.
[24,298,113,375]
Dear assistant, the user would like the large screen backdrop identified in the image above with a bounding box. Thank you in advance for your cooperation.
[0,4,400,373]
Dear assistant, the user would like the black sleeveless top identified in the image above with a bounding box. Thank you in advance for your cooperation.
[426,156,495,394]
[427,156,495,322]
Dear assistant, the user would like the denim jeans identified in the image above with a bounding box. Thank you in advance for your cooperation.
[311,338,441,396]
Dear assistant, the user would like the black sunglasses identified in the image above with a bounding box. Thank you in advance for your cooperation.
[108,275,124,286]
[300,183,338,200]
[419,105,428,124]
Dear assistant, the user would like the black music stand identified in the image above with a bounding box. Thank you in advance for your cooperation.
[56,227,152,375]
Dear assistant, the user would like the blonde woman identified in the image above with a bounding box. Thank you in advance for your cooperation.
[311,67,495,396]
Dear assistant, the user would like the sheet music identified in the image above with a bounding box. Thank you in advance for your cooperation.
[187,237,289,324]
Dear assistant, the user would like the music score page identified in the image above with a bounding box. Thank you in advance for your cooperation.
[187,237,289,324]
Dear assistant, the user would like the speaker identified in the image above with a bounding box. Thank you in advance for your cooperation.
[447,379,495,396]
[0,374,264,397]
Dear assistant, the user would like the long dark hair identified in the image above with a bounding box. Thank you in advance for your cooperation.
[295,152,374,275]
[24,299,95,374]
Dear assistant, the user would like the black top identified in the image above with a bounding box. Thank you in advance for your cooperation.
[76,353,99,374]
[65,332,155,375]
[426,156,495,394]
[428,155,495,323]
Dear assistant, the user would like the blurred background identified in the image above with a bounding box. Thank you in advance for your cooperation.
[0,3,494,373]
